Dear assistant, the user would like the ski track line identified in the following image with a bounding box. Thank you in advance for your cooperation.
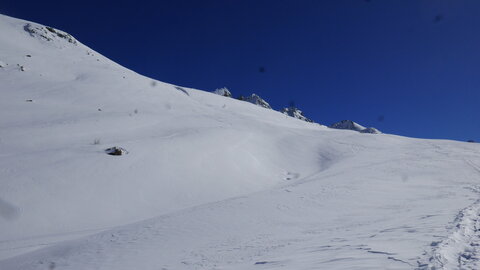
[420,187,480,270]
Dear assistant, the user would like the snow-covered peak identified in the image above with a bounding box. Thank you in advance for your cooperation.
[281,106,314,123]
[238,93,272,109]
[213,87,232,97]
[330,120,381,134]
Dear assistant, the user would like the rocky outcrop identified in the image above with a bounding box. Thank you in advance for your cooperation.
[330,120,381,134]
[105,147,128,156]
[24,23,77,45]
[238,94,271,109]
[213,87,232,97]
[281,106,314,123]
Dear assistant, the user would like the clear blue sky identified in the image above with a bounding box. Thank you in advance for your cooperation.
[2,0,479,141]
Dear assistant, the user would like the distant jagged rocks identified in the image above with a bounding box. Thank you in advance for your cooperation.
[213,87,232,97]
[214,90,315,121]
[212,89,379,132]
[237,94,272,109]
[330,120,381,134]
[281,107,314,123]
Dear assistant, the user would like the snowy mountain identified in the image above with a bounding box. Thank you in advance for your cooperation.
[1,14,480,270]
[330,119,381,134]
[238,93,272,109]
[281,106,314,123]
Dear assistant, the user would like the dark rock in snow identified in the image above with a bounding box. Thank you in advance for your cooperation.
[24,23,77,44]
[330,120,381,134]
[105,147,128,156]
[213,87,232,97]
[238,94,271,109]
[281,106,314,123]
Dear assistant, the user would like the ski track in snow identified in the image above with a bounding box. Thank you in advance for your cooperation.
[419,160,480,270]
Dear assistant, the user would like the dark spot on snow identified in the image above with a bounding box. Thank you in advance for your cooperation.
[417,261,428,268]
[26,54,31,57]
[368,250,396,255]
[254,261,270,265]
[98,108,102,111]
[49,261,56,270]
[387,256,412,265]
[151,80,157,87]
[105,147,128,156]
[25,99,33,102]
[430,241,440,246]
[45,26,55,33]
[420,214,437,220]
[174,86,189,96]
[461,253,473,260]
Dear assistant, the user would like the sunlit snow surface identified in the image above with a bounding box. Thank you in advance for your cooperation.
[1,14,480,270]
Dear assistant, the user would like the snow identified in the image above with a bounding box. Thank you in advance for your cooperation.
[1,14,480,270]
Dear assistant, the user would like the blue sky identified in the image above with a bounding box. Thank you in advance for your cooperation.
[2,0,479,141]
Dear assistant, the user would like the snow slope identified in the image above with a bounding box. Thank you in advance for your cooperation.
[1,14,480,270]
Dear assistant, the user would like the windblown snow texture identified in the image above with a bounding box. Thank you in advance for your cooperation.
[1,14,480,270]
